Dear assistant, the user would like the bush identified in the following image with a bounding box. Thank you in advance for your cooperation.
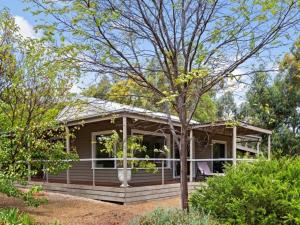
[0,208,61,225]
[190,157,300,225]
[130,208,219,225]
[0,208,35,225]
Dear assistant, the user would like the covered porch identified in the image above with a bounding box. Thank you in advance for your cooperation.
[54,118,272,187]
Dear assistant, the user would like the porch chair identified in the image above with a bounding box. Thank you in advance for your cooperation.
[196,161,214,180]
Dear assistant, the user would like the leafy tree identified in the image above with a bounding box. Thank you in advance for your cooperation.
[83,78,217,122]
[81,75,112,99]
[216,91,237,120]
[239,40,300,156]
[0,9,79,206]
[29,0,300,209]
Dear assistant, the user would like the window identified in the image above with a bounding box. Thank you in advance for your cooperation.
[131,130,170,168]
[92,132,115,168]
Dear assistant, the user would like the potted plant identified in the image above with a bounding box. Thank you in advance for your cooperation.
[98,131,158,185]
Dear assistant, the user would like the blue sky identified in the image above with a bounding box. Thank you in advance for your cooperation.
[1,1,297,104]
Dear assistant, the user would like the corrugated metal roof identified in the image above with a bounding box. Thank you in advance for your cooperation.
[57,97,198,124]
[56,97,272,135]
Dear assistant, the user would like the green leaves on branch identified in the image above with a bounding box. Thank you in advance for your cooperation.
[0,8,79,205]
[175,69,209,85]
[98,131,169,173]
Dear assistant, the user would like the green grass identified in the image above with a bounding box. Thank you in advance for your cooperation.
[0,208,61,225]
[0,208,35,225]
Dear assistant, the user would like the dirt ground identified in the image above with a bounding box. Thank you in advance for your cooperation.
[0,192,180,225]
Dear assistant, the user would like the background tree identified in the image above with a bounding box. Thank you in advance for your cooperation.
[216,91,237,120]
[0,9,79,205]
[83,77,217,122]
[239,40,300,156]
[29,0,300,209]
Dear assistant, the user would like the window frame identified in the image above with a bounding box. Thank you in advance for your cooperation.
[91,130,117,169]
[131,129,171,169]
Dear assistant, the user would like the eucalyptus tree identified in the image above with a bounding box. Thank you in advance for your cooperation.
[240,40,300,156]
[29,0,300,209]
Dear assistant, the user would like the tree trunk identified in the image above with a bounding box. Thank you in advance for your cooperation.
[180,128,189,210]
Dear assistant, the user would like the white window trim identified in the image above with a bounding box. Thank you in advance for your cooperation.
[211,140,227,172]
[131,129,171,169]
[91,130,116,169]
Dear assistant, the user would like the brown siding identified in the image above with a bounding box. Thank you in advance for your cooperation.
[49,118,235,183]
[49,118,174,184]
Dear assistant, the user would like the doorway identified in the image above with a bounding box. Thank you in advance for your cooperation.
[212,141,227,173]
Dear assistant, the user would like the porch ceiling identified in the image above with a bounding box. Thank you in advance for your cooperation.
[192,121,272,137]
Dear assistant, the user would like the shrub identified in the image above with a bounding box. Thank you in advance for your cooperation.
[0,208,61,225]
[130,208,219,225]
[0,208,35,225]
[190,157,300,225]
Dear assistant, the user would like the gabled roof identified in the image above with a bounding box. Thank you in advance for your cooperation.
[57,97,198,125]
[57,97,272,135]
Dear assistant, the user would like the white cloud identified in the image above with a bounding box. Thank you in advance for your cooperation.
[14,16,37,38]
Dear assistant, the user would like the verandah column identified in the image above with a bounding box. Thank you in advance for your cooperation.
[267,134,271,160]
[65,126,70,184]
[256,140,260,155]
[232,126,237,166]
[121,116,129,187]
[189,129,193,182]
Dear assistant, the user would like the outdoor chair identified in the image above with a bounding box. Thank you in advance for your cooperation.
[195,161,214,180]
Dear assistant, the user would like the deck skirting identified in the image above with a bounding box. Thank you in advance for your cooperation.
[18,181,201,204]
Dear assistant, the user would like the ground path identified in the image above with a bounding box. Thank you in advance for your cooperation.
[0,192,180,225]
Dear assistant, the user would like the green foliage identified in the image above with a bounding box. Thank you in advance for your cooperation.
[216,91,237,120]
[0,208,35,225]
[98,131,161,173]
[239,40,300,156]
[130,208,219,225]
[0,208,61,225]
[82,77,217,123]
[0,176,46,207]
[0,9,79,206]
[190,158,300,225]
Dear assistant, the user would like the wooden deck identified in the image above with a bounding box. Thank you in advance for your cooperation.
[20,181,201,204]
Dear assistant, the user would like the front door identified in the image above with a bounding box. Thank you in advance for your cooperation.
[212,142,226,173]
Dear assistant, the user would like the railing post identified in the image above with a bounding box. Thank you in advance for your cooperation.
[66,126,70,184]
[232,126,237,166]
[121,116,129,187]
[27,162,31,182]
[268,135,271,160]
[92,159,96,186]
[189,130,193,182]
[161,159,165,185]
